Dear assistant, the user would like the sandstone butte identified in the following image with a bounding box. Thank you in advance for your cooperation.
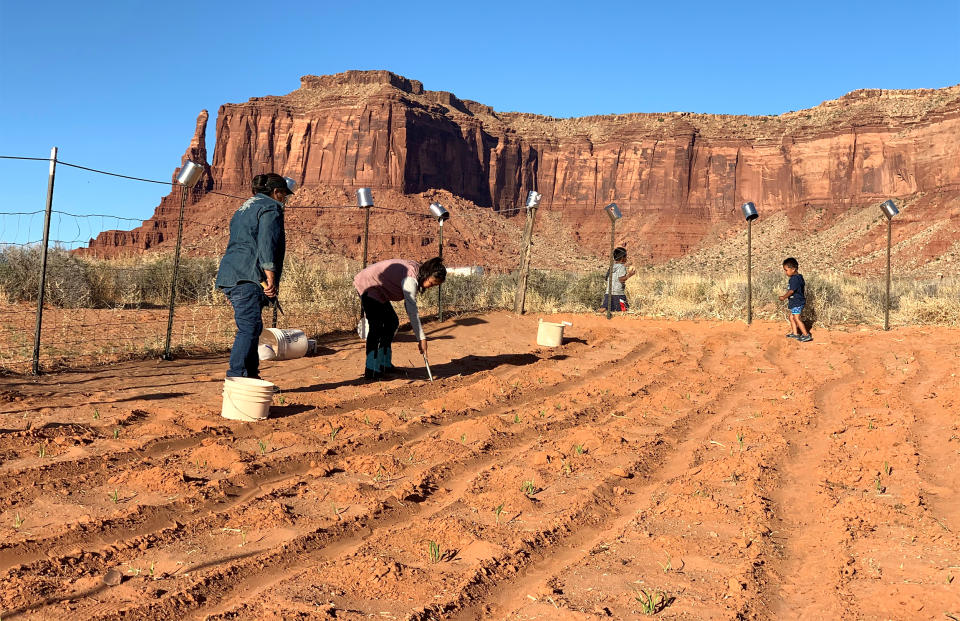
[81,70,960,275]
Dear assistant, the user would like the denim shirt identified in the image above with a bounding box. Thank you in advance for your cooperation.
[215,193,285,290]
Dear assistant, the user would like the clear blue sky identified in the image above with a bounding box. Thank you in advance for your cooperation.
[1,0,957,246]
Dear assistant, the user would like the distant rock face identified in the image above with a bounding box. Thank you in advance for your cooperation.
[82,111,213,255]
[84,71,960,265]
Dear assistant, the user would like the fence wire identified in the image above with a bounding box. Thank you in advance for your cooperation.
[0,154,546,374]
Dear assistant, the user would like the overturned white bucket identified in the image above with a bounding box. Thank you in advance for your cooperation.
[258,328,309,361]
[537,319,572,347]
[221,376,274,421]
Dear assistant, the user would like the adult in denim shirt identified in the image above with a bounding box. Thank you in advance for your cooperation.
[215,173,292,378]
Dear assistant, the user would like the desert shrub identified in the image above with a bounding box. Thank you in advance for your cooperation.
[0,246,92,307]
[0,248,219,308]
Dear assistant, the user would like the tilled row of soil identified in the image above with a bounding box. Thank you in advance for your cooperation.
[1,312,958,620]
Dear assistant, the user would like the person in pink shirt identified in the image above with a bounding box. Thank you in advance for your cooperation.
[353,257,446,380]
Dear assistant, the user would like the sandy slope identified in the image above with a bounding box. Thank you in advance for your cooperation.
[1,313,958,620]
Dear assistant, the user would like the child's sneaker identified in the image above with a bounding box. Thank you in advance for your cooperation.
[786,333,799,339]
[798,335,813,342]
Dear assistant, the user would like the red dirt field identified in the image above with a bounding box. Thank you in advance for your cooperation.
[1,313,958,620]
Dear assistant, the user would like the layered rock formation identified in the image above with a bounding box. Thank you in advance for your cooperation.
[82,112,214,254]
[85,71,960,269]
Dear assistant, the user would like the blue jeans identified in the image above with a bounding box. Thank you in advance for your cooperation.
[225,282,267,378]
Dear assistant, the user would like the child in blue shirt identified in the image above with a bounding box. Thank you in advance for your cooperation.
[779,257,812,342]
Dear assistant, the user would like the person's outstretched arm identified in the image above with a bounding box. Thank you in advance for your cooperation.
[401,276,427,354]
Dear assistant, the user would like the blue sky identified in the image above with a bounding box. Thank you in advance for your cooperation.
[1,0,957,246]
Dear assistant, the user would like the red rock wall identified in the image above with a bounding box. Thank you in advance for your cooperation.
[84,71,960,264]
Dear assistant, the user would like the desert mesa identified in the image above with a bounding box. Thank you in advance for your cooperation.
[82,70,960,272]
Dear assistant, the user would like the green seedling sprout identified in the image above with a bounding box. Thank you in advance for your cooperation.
[521,480,537,497]
[658,552,673,573]
[736,432,745,451]
[329,422,342,442]
[374,466,385,482]
[633,588,669,615]
[37,444,46,459]
[513,413,521,424]
[460,434,466,443]
[427,540,442,563]
[149,562,155,577]
[883,461,892,476]
[874,477,885,494]
[258,440,267,456]
[277,395,286,405]
[14,513,23,529]
[113,428,120,439]
[364,414,371,426]
[562,461,572,476]
[110,489,119,504]
[574,444,584,455]
[93,408,100,420]
[494,503,505,525]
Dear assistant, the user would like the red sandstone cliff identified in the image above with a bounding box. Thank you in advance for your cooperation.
[84,71,960,271]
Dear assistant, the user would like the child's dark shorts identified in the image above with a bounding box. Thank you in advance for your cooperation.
[601,295,629,311]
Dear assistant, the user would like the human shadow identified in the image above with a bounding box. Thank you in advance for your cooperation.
[287,352,540,393]
[268,403,316,419]
[416,352,539,380]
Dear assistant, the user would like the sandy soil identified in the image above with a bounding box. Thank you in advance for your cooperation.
[1,312,958,620]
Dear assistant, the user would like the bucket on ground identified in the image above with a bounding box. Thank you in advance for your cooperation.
[258,328,309,361]
[537,319,572,347]
[221,376,274,421]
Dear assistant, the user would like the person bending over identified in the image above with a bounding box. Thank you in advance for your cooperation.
[353,257,446,380]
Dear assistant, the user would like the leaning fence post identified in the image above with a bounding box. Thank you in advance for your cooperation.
[163,161,203,360]
[514,191,542,314]
[31,146,58,375]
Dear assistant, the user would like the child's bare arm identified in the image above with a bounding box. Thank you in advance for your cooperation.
[779,288,795,301]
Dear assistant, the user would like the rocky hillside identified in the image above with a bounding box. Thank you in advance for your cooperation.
[82,71,960,275]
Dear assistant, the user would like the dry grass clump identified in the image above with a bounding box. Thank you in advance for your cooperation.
[0,247,219,308]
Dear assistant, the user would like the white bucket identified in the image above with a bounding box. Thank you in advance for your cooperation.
[537,319,572,347]
[259,328,309,361]
[221,376,274,421]
[258,343,277,361]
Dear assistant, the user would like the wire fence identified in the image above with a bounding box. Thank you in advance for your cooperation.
[0,152,564,374]
[2,152,958,374]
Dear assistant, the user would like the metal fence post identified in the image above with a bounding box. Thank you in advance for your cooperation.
[740,202,759,325]
[437,220,444,322]
[31,146,58,375]
[747,218,753,325]
[603,203,622,320]
[163,161,203,360]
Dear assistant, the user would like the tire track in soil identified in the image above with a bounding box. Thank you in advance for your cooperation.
[3,331,646,619]
[82,339,664,621]
[445,328,770,620]
[0,335,633,578]
[903,346,960,532]
[765,339,870,618]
